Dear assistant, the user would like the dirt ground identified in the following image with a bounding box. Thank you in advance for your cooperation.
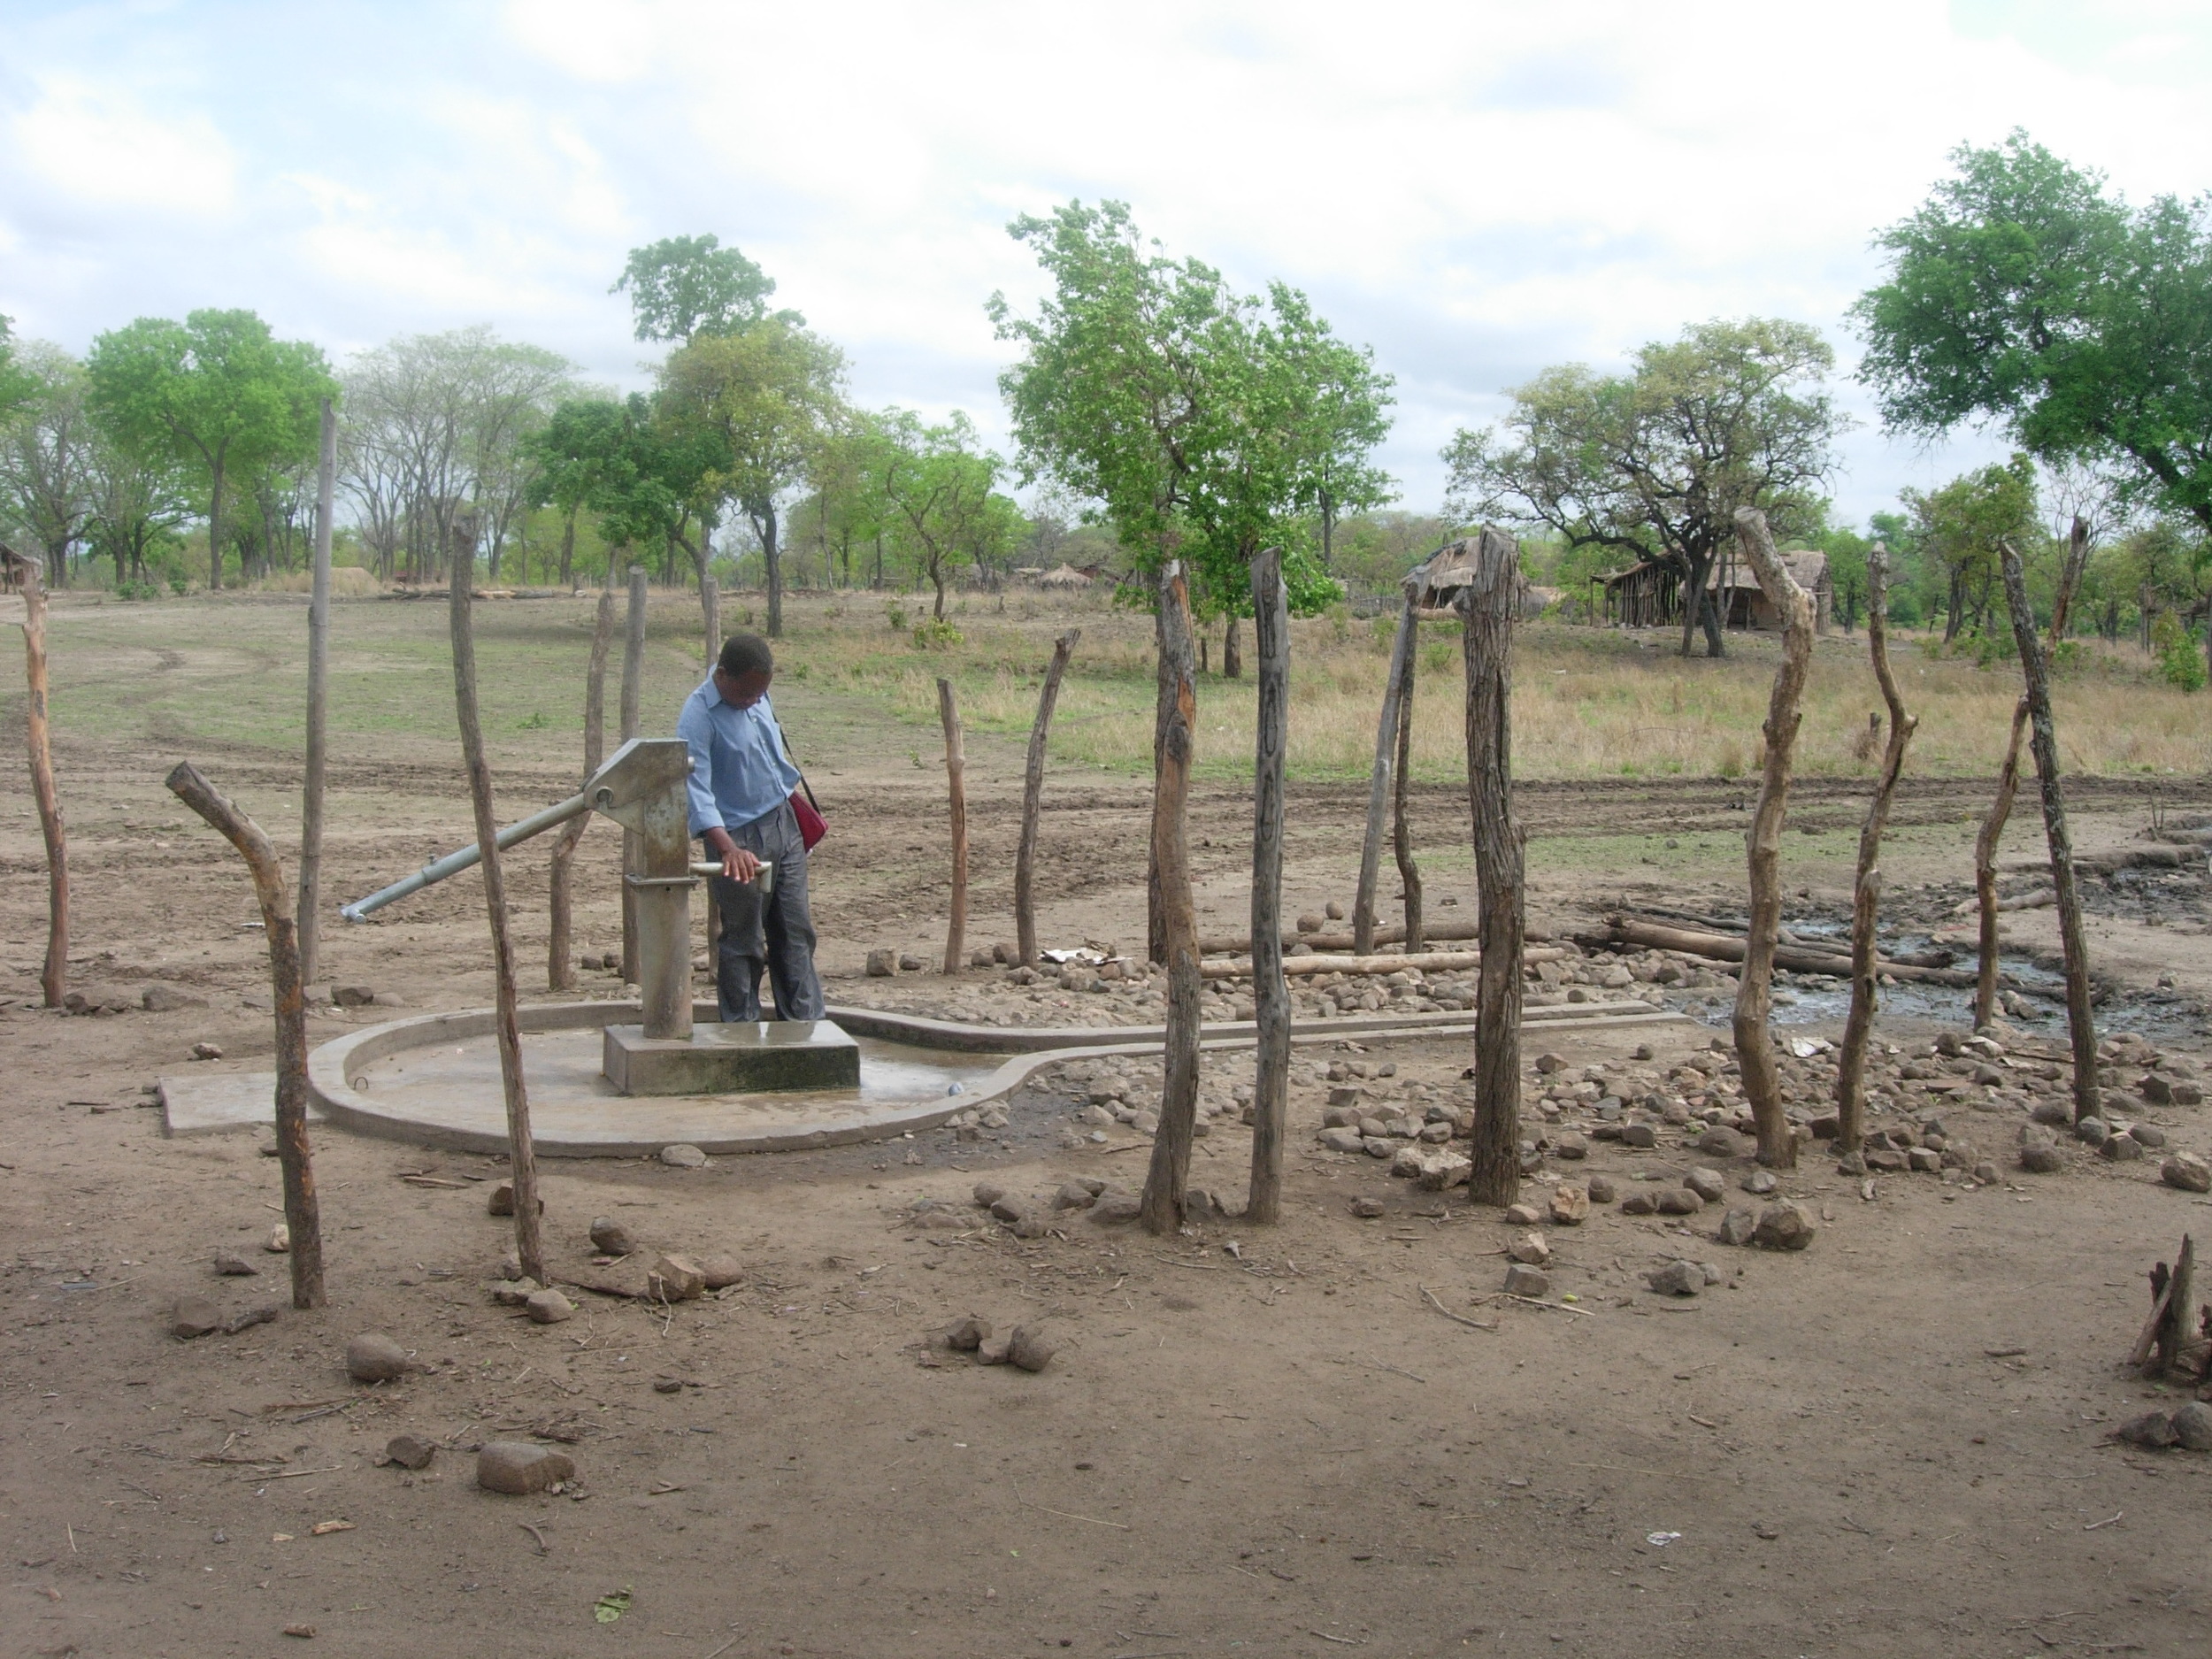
[6,605,2212,1658]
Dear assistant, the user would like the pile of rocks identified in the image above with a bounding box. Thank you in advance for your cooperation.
[932,1314,1056,1371]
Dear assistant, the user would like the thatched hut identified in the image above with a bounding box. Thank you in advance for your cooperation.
[1407,537,1542,618]
[1037,563,1092,591]
[1599,548,1831,634]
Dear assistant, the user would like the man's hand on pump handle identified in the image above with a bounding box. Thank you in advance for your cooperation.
[703,827,760,884]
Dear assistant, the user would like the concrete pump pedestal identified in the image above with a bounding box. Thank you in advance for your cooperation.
[603,1018,862,1096]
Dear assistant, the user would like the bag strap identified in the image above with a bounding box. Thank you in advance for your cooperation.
[775,718,824,814]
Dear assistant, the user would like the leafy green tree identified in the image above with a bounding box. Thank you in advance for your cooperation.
[84,419,188,588]
[1856,132,2212,538]
[0,314,35,419]
[871,410,1023,618]
[1443,317,1841,657]
[0,342,96,586]
[656,319,847,636]
[1900,455,2041,642]
[613,234,795,344]
[87,310,334,590]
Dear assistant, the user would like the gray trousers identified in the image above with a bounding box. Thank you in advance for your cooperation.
[708,800,825,1023]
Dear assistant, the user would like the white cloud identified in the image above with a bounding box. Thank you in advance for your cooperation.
[8,73,237,219]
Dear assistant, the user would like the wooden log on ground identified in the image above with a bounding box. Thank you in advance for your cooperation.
[1977,518,2091,1026]
[297,398,336,988]
[1352,593,1417,955]
[2000,540,2100,1122]
[1595,915,1976,987]
[619,565,647,985]
[549,590,615,991]
[1391,618,1424,953]
[938,677,967,974]
[450,531,547,1286]
[16,558,66,1008]
[165,761,324,1310]
[1246,549,1292,1225]
[1200,948,1573,980]
[1461,527,1527,1206]
[1732,508,1814,1169]
[1140,563,1204,1235]
[1835,543,1916,1156]
[1015,629,1079,967]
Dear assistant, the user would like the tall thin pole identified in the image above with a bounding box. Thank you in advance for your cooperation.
[449,525,545,1285]
[1245,548,1292,1224]
[619,565,647,984]
[703,572,720,674]
[18,560,66,1008]
[1461,530,1526,1206]
[938,678,968,973]
[298,398,335,987]
[1014,629,1079,966]
[1353,596,1417,955]
[1139,562,1203,1234]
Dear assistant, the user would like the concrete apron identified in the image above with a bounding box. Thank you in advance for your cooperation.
[207,996,1691,1160]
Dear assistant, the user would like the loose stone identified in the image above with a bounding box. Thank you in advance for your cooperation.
[476,1441,575,1495]
[171,1295,222,1340]
[346,1333,410,1383]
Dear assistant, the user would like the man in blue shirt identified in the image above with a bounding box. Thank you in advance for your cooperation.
[677,633,826,1024]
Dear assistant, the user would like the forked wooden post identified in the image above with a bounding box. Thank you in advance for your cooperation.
[449,531,547,1285]
[1976,518,2091,1026]
[1835,545,1916,1155]
[297,398,336,988]
[1732,508,1814,1170]
[938,677,968,973]
[1015,630,1079,966]
[619,565,647,984]
[548,590,615,990]
[16,557,66,1008]
[1246,549,1292,1224]
[1140,563,1204,1234]
[1352,595,1417,955]
[164,761,325,1309]
[1459,529,1526,1205]
[2000,541,2100,1121]
[1390,616,1424,953]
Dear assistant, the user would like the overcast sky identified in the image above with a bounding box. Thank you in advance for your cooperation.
[5,0,2210,529]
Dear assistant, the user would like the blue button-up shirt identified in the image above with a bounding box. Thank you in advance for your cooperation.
[678,679,803,837]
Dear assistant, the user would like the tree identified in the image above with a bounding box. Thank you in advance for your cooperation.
[656,319,847,636]
[613,234,793,344]
[87,310,333,590]
[873,410,1023,617]
[1857,132,2212,541]
[1900,455,2042,642]
[1443,318,1842,657]
[0,342,96,586]
[84,420,188,588]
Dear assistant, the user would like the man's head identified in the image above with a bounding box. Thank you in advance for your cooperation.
[712,632,773,709]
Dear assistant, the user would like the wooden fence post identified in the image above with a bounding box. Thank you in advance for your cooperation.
[703,572,720,673]
[1732,508,1815,1169]
[1246,549,1291,1224]
[297,398,335,988]
[1460,529,1526,1205]
[165,762,325,1309]
[549,590,615,990]
[1015,630,1079,966]
[1976,518,2091,1027]
[450,531,547,1285]
[1835,544,1916,1156]
[1140,563,1204,1234]
[619,565,647,985]
[2000,541,2101,1121]
[938,678,967,973]
[1390,611,1424,953]
[1352,596,1417,955]
[16,558,66,1008]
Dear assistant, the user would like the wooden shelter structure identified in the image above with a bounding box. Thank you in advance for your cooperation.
[1037,564,1092,590]
[0,544,33,595]
[1597,547,1831,634]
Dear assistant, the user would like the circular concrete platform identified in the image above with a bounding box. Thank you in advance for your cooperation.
[303,995,1683,1157]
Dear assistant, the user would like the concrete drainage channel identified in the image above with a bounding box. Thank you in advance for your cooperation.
[288,996,1684,1158]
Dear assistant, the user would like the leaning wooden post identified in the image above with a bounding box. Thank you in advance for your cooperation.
[1975,518,2091,1027]
[1351,592,1417,955]
[1732,508,1814,1170]
[618,565,647,984]
[1014,629,1079,966]
[548,590,615,991]
[16,557,66,1008]
[1834,544,1916,1157]
[449,528,547,1285]
[2000,540,2101,1122]
[1390,612,1424,953]
[1246,549,1292,1224]
[1140,562,1204,1234]
[938,677,968,973]
[1460,529,1527,1205]
[297,398,336,988]
[164,762,325,1309]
